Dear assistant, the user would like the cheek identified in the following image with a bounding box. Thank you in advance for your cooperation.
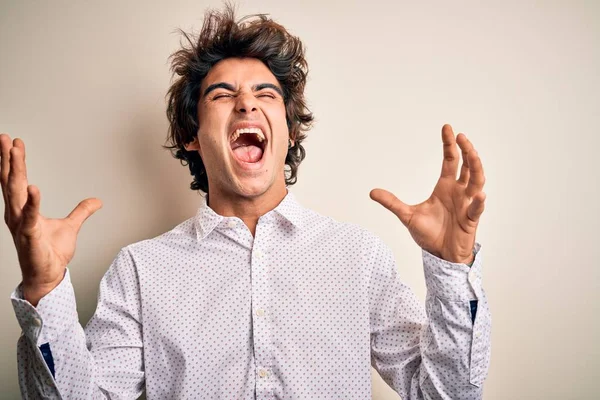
[265,107,289,140]
[197,108,230,157]
[198,103,230,134]
[199,135,224,160]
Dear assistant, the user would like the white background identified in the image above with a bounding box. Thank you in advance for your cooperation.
[1,1,598,398]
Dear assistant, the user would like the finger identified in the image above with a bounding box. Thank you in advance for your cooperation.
[1,134,12,224]
[7,142,29,219]
[467,191,486,223]
[369,188,414,226]
[465,149,485,198]
[440,124,459,179]
[0,134,12,200]
[21,185,41,233]
[456,133,472,185]
[66,198,103,233]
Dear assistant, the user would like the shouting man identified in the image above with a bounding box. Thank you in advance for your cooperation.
[2,5,491,399]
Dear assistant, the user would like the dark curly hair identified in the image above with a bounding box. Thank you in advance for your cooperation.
[163,3,314,193]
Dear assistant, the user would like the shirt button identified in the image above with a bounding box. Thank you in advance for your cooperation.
[227,220,236,228]
[256,309,265,317]
[259,369,268,378]
[255,250,264,259]
[32,318,42,327]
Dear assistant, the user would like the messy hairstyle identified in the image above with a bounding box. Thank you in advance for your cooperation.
[163,3,314,193]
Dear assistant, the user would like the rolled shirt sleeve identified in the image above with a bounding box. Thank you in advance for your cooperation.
[422,242,491,389]
[369,238,491,399]
[12,269,79,347]
[11,269,77,399]
[10,248,145,399]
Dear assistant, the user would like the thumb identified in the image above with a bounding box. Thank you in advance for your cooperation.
[370,188,413,226]
[66,198,103,233]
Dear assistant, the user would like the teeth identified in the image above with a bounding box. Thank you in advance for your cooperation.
[230,127,265,143]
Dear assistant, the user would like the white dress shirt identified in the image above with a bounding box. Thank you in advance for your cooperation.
[11,190,491,399]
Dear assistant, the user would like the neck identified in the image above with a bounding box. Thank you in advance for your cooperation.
[206,182,288,236]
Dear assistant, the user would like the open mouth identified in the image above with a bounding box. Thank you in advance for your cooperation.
[230,127,267,164]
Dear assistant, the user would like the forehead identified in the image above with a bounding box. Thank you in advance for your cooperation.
[202,57,280,89]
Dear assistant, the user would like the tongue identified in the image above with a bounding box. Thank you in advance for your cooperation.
[233,145,263,163]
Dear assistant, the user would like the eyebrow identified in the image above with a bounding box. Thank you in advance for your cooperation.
[203,82,284,99]
[254,83,284,98]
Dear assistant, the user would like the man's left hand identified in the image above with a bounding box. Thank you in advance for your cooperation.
[370,124,486,264]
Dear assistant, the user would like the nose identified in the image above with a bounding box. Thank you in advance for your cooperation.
[236,91,258,114]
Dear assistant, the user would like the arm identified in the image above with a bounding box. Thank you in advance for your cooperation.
[1,135,144,398]
[11,248,145,399]
[369,239,491,399]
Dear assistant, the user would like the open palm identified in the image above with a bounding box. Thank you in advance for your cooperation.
[1,134,102,305]
[371,124,486,264]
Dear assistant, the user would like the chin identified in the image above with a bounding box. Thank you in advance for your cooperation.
[209,153,286,201]
[233,177,276,199]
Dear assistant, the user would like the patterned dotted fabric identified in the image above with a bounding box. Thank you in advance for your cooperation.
[11,190,491,399]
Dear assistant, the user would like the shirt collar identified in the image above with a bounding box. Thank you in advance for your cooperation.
[273,190,303,228]
[194,189,304,241]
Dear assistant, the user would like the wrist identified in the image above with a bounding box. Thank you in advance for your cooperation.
[22,276,64,307]
[439,250,475,265]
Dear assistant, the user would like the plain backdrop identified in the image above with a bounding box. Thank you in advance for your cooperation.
[1,1,599,399]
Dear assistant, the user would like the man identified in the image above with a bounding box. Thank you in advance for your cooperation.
[2,5,490,399]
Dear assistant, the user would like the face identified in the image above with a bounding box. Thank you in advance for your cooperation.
[185,57,290,202]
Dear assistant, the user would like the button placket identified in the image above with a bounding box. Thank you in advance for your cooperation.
[251,221,275,397]
[252,246,269,362]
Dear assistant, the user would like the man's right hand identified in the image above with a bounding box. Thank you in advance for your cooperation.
[1,134,102,306]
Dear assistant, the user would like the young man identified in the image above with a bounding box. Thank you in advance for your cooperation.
[2,5,490,399]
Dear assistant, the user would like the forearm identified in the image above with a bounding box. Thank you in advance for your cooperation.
[369,240,491,399]
[12,269,109,399]
[417,242,491,397]
[416,293,490,397]
[16,318,103,399]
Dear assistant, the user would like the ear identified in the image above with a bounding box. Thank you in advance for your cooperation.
[184,137,201,151]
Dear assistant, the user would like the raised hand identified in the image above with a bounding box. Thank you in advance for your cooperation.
[370,124,486,264]
[1,134,102,306]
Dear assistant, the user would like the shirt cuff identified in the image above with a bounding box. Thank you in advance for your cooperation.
[10,269,78,347]
[422,242,483,301]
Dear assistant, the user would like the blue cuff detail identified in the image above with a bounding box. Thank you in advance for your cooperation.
[470,300,478,324]
[39,343,55,378]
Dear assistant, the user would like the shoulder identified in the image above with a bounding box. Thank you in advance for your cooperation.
[121,215,198,261]
[300,206,389,255]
